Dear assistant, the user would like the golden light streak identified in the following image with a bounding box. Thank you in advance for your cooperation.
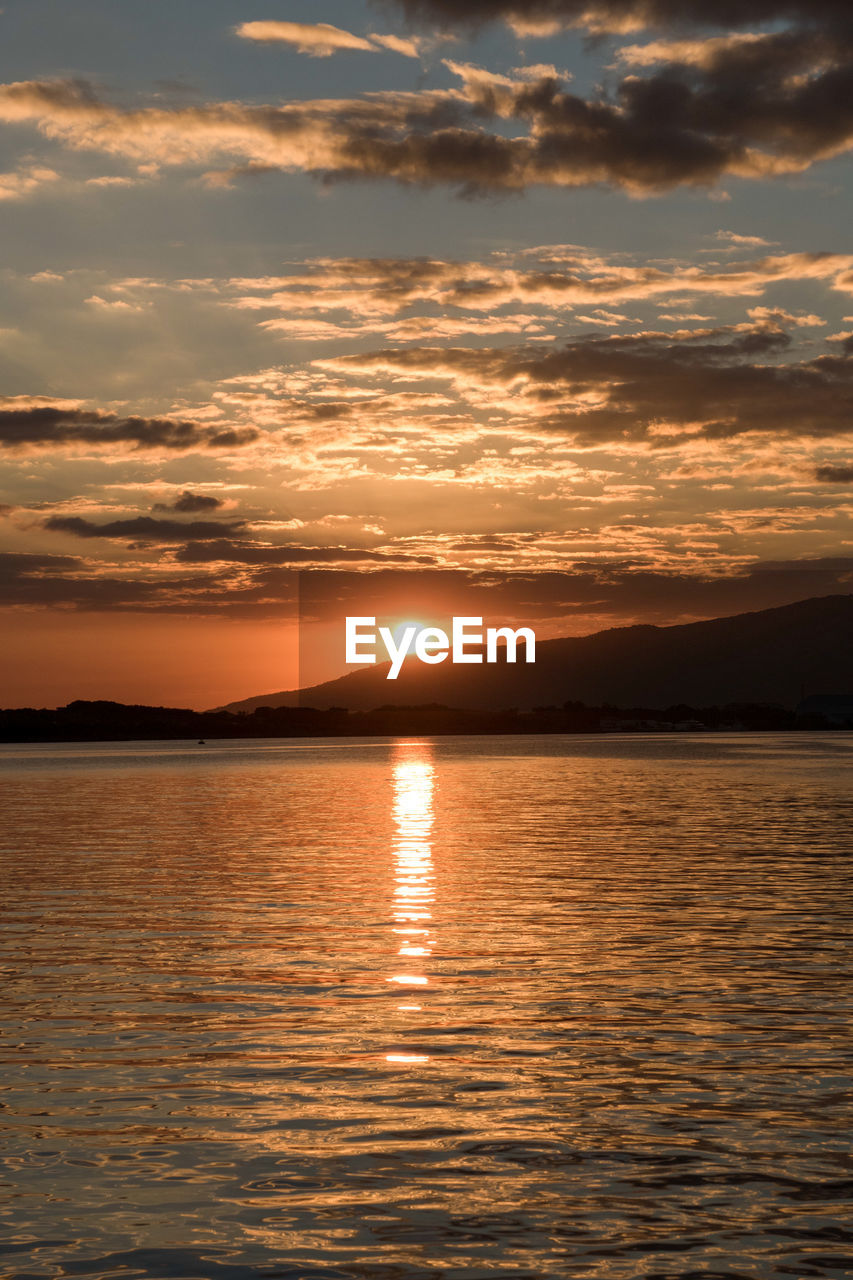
[386,741,436,1065]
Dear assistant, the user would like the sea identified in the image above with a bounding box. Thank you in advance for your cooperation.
[1,733,851,1280]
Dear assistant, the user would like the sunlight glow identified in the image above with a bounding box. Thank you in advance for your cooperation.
[386,741,436,1066]
[392,619,423,650]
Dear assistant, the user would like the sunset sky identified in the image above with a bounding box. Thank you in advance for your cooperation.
[2,0,852,708]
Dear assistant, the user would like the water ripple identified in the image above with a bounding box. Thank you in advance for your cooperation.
[1,733,851,1279]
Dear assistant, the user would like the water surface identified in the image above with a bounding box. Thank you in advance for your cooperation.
[1,734,851,1279]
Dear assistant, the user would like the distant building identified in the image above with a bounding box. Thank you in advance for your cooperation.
[797,694,853,726]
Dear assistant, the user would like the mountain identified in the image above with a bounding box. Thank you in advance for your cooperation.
[219,594,853,714]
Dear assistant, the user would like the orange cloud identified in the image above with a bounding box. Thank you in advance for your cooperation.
[0,162,60,200]
[235,21,426,58]
[222,250,853,323]
[235,21,377,55]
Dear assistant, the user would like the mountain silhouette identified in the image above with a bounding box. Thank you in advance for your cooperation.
[219,594,853,714]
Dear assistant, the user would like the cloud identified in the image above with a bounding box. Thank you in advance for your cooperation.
[322,324,853,447]
[746,305,824,327]
[40,519,434,562]
[0,551,83,578]
[235,21,376,56]
[4,544,852,627]
[85,174,136,187]
[0,397,260,451]
[43,515,244,542]
[173,540,435,564]
[255,560,853,634]
[714,230,775,248]
[0,163,141,203]
[390,1,853,34]
[3,32,853,197]
[225,249,853,323]
[153,490,225,513]
[370,34,428,58]
[235,21,425,58]
[85,294,149,313]
[618,33,773,68]
[815,463,853,481]
[0,551,223,611]
[0,162,60,200]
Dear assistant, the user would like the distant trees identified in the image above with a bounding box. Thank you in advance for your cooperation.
[0,698,834,744]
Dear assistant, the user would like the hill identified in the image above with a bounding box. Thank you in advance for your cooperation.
[219,594,853,714]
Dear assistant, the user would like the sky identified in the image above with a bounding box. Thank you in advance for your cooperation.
[1,0,852,708]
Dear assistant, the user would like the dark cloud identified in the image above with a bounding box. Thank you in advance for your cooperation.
[153,491,225,513]
[412,39,853,196]
[390,1,853,32]
[0,551,169,609]
[44,516,243,542]
[0,551,83,579]
[335,326,853,445]
[3,545,851,625]
[301,27,853,194]
[174,540,435,565]
[815,463,853,482]
[294,560,853,627]
[0,403,260,451]
[0,551,296,614]
[40,524,436,562]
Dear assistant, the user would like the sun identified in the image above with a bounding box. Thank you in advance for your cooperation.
[391,619,424,652]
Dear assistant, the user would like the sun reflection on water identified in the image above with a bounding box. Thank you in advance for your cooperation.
[386,741,436,1064]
